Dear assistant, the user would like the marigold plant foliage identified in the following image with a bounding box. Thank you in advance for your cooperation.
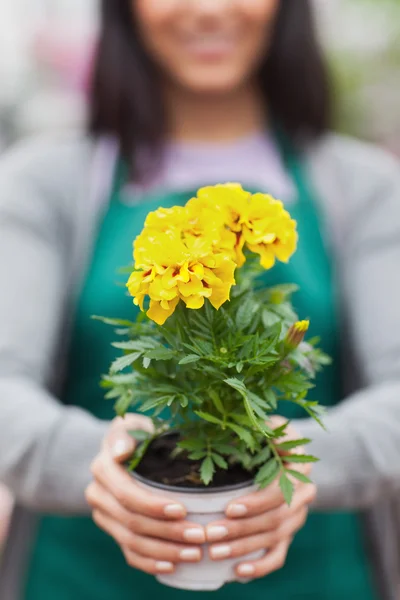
[99,184,328,504]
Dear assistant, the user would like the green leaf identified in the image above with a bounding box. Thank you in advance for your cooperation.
[211,453,228,470]
[110,352,142,373]
[228,423,256,450]
[269,284,299,301]
[286,469,312,484]
[279,472,294,505]
[128,436,152,471]
[236,296,260,330]
[225,378,272,440]
[128,429,151,442]
[112,340,154,351]
[194,411,224,426]
[282,454,319,463]
[255,458,280,487]
[277,438,311,451]
[102,373,138,386]
[213,443,238,455]
[144,347,176,361]
[230,412,251,426]
[139,395,174,413]
[272,422,289,437]
[114,393,133,416]
[261,309,281,328]
[92,316,136,327]
[188,451,207,460]
[249,445,272,468]
[224,377,247,395]
[178,439,205,451]
[208,390,225,415]
[179,354,201,365]
[179,395,189,408]
[271,302,298,322]
[105,387,126,400]
[263,388,278,410]
[200,456,215,486]
[248,401,270,422]
[192,339,213,355]
[236,362,244,374]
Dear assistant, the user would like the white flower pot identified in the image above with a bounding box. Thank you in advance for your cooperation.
[134,475,263,591]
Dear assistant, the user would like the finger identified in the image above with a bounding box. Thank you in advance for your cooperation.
[207,482,315,543]
[209,508,306,560]
[235,540,290,579]
[92,510,202,563]
[86,481,206,544]
[90,453,187,520]
[225,481,283,519]
[103,415,154,462]
[122,547,175,576]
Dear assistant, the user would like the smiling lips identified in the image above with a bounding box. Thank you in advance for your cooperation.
[180,32,239,60]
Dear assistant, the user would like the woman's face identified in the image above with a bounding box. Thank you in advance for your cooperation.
[133,0,280,94]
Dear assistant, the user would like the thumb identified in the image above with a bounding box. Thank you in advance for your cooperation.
[105,414,154,463]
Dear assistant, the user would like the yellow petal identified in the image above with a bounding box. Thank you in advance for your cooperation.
[248,244,276,269]
[178,277,204,298]
[176,262,190,283]
[126,271,143,296]
[209,282,232,309]
[148,277,178,301]
[161,266,179,289]
[147,297,180,325]
[213,256,237,285]
[133,293,146,311]
[183,295,205,309]
[189,263,204,279]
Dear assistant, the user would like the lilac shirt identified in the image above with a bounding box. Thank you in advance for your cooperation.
[121,132,296,205]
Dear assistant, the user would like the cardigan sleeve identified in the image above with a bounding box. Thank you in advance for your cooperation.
[0,138,108,513]
[296,138,400,509]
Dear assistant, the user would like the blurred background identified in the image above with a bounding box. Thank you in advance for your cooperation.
[0,0,399,549]
[1,0,400,154]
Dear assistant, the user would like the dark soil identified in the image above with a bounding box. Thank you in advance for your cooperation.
[134,432,254,490]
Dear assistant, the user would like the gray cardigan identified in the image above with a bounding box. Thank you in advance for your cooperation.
[0,133,400,599]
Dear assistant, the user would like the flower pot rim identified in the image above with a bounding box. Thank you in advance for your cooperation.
[132,468,254,494]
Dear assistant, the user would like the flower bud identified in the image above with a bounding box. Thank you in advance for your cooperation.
[286,320,309,349]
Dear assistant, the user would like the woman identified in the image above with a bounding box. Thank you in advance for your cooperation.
[0,1,400,599]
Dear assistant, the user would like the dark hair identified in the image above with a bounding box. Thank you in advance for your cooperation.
[90,0,332,175]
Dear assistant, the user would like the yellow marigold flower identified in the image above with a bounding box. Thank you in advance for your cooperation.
[242,193,298,269]
[190,184,297,269]
[196,183,251,233]
[286,320,310,349]
[143,205,188,234]
[127,225,236,325]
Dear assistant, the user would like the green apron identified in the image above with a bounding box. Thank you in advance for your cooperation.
[24,144,378,600]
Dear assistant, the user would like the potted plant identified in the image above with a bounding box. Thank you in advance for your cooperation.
[98,183,327,591]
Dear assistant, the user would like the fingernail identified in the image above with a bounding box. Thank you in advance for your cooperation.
[111,439,132,458]
[237,564,255,576]
[226,504,247,518]
[164,504,186,518]
[155,561,174,573]
[179,548,201,561]
[206,525,229,542]
[183,528,206,543]
[210,544,231,559]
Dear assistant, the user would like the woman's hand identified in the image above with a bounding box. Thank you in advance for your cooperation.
[86,415,206,576]
[206,418,316,580]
